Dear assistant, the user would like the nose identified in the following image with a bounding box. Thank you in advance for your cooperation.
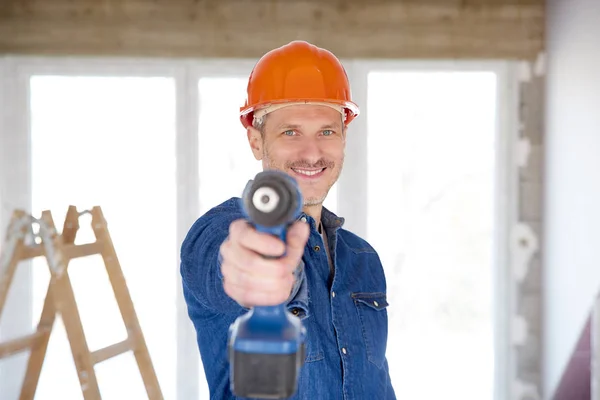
[297,136,322,164]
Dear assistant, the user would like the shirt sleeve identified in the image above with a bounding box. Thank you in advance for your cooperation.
[180,211,244,314]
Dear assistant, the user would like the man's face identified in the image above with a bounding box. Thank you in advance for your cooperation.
[247,104,346,207]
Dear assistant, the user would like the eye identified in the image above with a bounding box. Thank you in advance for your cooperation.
[322,129,334,136]
[283,130,295,136]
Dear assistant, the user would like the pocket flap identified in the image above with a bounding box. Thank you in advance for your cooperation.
[351,292,389,311]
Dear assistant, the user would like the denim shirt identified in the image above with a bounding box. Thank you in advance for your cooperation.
[180,197,396,400]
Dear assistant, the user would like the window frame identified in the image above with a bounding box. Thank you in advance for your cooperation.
[0,55,192,400]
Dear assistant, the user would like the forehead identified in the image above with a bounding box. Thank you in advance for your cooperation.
[265,105,343,128]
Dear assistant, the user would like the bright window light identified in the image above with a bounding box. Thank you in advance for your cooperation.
[367,71,497,400]
[30,75,177,400]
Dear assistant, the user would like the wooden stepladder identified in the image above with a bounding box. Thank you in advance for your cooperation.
[0,206,163,400]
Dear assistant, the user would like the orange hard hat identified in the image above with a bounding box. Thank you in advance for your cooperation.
[240,40,360,129]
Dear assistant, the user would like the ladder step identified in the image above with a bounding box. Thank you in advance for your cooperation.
[63,242,105,259]
[20,245,44,259]
[91,339,132,364]
[18,241,105,261]
[0,331,45,359]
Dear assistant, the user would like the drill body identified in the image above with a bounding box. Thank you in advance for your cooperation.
[228,170,306,399]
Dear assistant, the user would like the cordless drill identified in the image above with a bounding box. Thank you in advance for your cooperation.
[227,170,306,399]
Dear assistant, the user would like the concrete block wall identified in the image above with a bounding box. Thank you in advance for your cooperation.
[512,57,545,400]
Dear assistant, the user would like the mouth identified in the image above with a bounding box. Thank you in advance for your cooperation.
[291,167,326,179]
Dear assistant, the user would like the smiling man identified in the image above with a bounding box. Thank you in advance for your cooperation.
[180,40,396,399]
[248,104,345,222]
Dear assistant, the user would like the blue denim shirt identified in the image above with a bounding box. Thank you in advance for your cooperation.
[180,197,396,399]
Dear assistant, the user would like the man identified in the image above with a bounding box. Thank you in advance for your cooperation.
[180,40,396,399]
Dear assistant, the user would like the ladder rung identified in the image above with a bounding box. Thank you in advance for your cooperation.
[63,242,105,259]
[17,241,105,261]
[0,331,45,359]
[91,339,132,364]
[20,245,44,259]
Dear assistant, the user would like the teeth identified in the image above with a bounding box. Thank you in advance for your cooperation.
[293,168,324,176]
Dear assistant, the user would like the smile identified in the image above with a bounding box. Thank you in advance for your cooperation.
[291,168,326,177]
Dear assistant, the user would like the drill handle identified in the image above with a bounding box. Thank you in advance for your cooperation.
[250,304,289,324]
[252,224,292,318]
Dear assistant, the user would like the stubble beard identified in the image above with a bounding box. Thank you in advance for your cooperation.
[262,147,343,207]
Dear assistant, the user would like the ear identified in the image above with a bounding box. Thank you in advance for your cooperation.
[247,126,263,160]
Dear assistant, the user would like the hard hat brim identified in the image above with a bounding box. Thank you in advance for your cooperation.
[240,98,360,129]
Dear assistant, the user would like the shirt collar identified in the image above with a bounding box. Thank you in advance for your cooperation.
[297,206,345,232]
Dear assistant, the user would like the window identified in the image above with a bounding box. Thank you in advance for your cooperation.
[0,58,514,400]
[366,71,497,399]
[198,77,262,214]
[29,75,177,400]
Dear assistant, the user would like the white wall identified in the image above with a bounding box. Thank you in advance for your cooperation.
[544,0,600,397]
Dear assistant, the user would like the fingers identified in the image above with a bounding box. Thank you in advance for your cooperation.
[220,235,296,308]
[221,246,295,307]
[223,278,292,307]
[228,219,286,257]
[222,261,294,290]
[221,240,295,279]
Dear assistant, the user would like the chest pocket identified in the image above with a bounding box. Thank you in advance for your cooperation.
[351,292,389,369]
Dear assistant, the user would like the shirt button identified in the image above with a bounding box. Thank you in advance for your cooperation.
[314,245,320,251]
[332,291,336,298]
[300,216,307,223]
[342,347,347,355]
[374,301,379,307]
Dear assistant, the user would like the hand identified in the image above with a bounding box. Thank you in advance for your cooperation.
[219,219,310,308]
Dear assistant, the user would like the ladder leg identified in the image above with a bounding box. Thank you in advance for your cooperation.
[20,284,56,400]
[0,210,56,400]
[111,270,164,400]
[91,207,164,400]
[51,266,102,400]
[20,206,83,398]
[39,210,102,400]
[0,211,28,322]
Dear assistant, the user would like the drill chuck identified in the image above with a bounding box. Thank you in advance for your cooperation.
[242,170,302,241]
